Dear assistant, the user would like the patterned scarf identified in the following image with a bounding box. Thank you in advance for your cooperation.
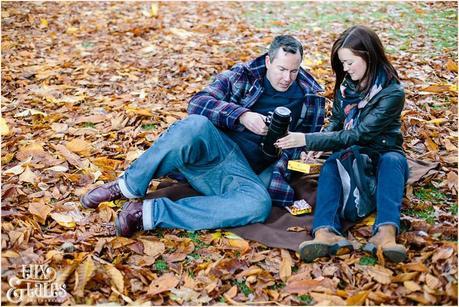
[336,68,388,130]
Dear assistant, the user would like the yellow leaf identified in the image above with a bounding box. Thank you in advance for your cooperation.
[0,117,10,135]
[346,291,370,305]
[66,26,78,34]
[279,249,292,282]
[228,238,250,253]
[425,137,439,152]
[14,108,47,118]
[28,203,53,224]
[426,118,448,125]
[40,19,48,27]
[446,59,458,72]
[50,213,76,228]
[66,138,92,156]
[19,166,38,184]
[105,264,124,293]
[211,231,222,241]
[224,285,238,299]
[74,257,96,297]
[150,2,159,17]
[126,107,153,117]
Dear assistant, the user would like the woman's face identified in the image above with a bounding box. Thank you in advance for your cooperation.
[337,48,367,82]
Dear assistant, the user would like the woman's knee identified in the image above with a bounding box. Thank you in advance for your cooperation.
[379,152,407,168]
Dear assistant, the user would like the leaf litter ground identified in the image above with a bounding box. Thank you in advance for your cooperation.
[1,1,457,305]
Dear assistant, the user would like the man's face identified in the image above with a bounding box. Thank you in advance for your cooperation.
[265,50,302,92]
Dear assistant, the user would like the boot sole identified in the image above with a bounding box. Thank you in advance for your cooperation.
[299,239,353,262]
[363,242,407,263]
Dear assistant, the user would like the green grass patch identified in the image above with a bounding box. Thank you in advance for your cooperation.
[242,2,457,57]
[359,255,377,266]
[234,280,252,297]
[404,206,436,224]
[298,294,313,305]
[141,123,157,130]
[186,231,210,249]
[154,259,168,272]
[414,186,448,204]
[268,281,285,290]
[449,203,458,216]
[83,122,96,128]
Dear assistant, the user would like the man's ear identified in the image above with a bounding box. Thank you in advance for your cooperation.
[265,55,271,67]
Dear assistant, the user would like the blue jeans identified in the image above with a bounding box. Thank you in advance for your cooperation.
[118,115,271,231]
[312,151,409,236]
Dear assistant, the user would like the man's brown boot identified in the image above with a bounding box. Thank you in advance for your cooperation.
[80,180,123,209]
[115,201,143,237]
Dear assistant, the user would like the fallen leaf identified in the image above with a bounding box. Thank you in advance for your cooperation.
[446,59,458,72]
[105,264,124,293]
[279,249,292,282]
[223,285,237,299]
[4,163,25,175]
[310,292,346,305]
[404,280,422,292]
[0,117,10,135]
[425,274,442,289]
[28,202,53,224]
[346,291,370,305]
[432,247,454,262]
[19,166,38,184]
[366,265,393,284]
[50,213,76,228]
[147,273,179,296]
[228,238,250,253]
[74,256,95,297]
[140,239,165,257]
[66,138,92,156]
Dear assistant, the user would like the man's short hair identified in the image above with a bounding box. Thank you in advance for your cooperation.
[268,35,303,61]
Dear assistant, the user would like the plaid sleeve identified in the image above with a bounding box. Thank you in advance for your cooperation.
[187,66,249,130]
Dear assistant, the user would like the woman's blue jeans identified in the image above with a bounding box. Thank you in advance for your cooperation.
[117,115,271,231]
[312,151,409,237]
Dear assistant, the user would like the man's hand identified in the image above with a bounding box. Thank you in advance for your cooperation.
[275,132,306,149]
[239,111,268,135]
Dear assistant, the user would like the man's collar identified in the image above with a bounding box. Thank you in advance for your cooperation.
[244,53,324,93]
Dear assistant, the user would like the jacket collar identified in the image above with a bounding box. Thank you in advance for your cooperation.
[244,53,324,93]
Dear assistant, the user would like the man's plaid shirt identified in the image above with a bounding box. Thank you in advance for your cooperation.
[188,54,325,207]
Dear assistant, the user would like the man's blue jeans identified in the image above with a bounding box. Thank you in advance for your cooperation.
[312,151,409,236]
[117,115,271,231]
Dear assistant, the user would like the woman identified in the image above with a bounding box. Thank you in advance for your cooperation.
[276,25,409,263]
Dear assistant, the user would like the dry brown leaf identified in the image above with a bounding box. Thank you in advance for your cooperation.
[432,247,454,262]
[74,256,96,297]
[147,273,179,296]
[424,136,439,152]
[404,280,422,292]
[285,279,323,294]
[53,144,85,169]
[66,138,92,156]
[446,59,458,72]
[140,239,165,257]
[28,202,53,224]
[310,292,346,305]
[105,264,124,293]
[346,290,370,305]
[400,262,429,272]
[279,249,292,282]
[425,274,442,289]
[50,212,76,228]
[366,265,393,284]
[224,285,238,299]
[446,171,458,192]
[392,272,420,282]
[228,238,250,254]
[109,237,136,249]
[19,166,38,184]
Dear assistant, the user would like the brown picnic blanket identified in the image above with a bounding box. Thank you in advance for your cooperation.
[146,157,439,251]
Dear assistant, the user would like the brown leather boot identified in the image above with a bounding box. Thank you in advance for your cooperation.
[80,180,123,209]
[115,201,143,237]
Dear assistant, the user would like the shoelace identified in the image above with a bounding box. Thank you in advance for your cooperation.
[108,182,121,198]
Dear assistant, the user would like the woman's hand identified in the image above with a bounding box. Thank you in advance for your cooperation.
[275,132,306,149]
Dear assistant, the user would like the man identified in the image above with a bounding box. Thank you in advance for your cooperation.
[81,35,324,237]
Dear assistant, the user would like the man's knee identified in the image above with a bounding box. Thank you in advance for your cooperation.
[249,191,272,223]
[184,114,213,133]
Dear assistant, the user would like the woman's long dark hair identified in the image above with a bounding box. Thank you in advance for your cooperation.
[331,25,400,95]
